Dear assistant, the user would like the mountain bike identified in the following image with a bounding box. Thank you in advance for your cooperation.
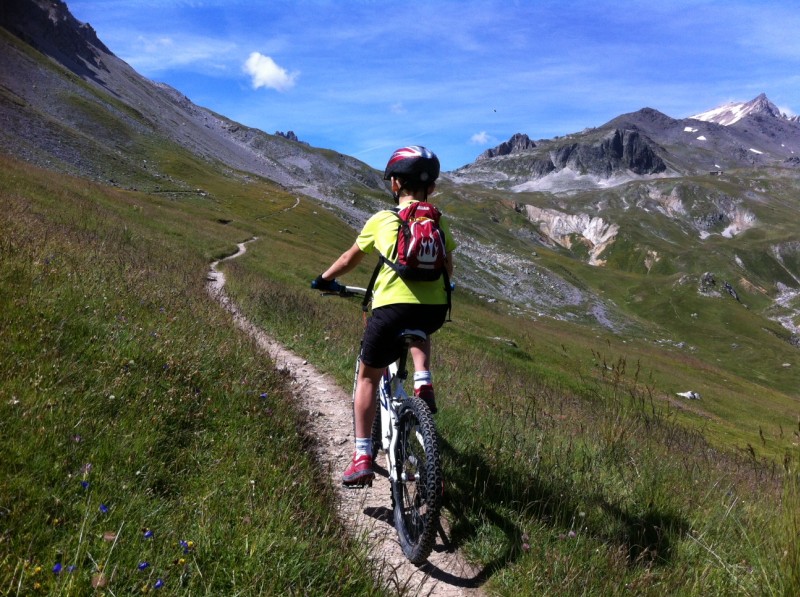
[321,284,444,565]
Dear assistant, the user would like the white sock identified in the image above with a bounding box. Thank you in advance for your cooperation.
[355,437,372,457]
[414,370,432,390]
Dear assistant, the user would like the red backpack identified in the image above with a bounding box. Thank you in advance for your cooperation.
[386,201,447,281]
[363,201,451,315]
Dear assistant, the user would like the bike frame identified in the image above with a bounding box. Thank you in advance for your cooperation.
[326,284,444,563]
[375,330,427,484]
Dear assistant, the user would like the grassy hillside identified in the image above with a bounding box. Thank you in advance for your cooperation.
[0,155,382,595]
[214,176,800,594]
[2,147,799,595]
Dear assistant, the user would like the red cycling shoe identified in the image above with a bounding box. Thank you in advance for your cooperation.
[342,453,374,487]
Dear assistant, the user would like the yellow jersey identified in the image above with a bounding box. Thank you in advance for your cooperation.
[356,201,456,309]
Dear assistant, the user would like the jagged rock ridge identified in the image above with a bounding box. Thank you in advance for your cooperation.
[478,133,536,160]
[456,96,800,192]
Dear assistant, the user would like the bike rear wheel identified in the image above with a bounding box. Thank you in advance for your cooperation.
[391,396,443,564]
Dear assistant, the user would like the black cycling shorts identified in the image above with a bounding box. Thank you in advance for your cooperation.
[360,303,449,369]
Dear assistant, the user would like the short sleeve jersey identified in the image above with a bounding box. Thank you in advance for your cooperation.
[356,200,457,309]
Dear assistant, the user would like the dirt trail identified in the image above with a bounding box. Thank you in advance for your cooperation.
[206,239,486,596]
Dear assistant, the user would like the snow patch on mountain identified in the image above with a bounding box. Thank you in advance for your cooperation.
[690,93,796,126]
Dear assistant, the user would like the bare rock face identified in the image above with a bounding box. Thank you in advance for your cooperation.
[549,129,667,176]
[1,0,111,79]
[478,133,536,160]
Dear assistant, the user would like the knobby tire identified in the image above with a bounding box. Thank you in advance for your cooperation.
[391,396,443,565]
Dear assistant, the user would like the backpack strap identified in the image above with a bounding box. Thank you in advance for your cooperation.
[361,209,399,312]
[361,255,384,313]
[442,267,452,322]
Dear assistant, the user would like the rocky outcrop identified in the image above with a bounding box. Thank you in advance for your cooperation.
[275,130,309,145]
[548,129,666,176]
[1,0,111,81]
[519,204,619,266]
[478,133,536,160]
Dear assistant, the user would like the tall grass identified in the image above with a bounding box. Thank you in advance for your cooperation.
[221,221,800,596]
[3,150,798,595]
[0,157,382,595]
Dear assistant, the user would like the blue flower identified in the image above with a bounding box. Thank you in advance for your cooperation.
[154,579,164,589]
[52,563,62,575]
[81,481,90,490]
[143,529,154,539]
[179,539,195,554]
[259,392,268,399]
[138,561,150,571]
[99,504,109,514]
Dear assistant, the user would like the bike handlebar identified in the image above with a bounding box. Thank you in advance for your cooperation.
[335,286,367,296]
[312,278,454,300]
[320,285,367,298]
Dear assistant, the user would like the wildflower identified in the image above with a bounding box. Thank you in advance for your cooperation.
[81,463,92,475]
[73,435,82,443]
[179,539,194,553]
[138,561,150,571]
[154,579,164,589]
[33,582,42,590]
[67,565,76,573]
[143,528,154,539]
[259,392,268,399]
[521,532,529,542]
[53,563,62,574]
[522,543,530,552]
[81,481,90,490]
[99,504,109,514]
[33,565,43,575]
[568,530,576,538]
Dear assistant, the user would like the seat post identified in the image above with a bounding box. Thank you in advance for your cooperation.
[396,329,427,382]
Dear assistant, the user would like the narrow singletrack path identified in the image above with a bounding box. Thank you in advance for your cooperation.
[207,239,486,596]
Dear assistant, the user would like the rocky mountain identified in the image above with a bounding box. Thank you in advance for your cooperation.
[2,0,799,356]
[690,93,799,126]
[454,96,800,192]
[477,133,537,160]
[0,0,386,223]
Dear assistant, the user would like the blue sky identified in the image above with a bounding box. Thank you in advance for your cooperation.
[68,0,799,171]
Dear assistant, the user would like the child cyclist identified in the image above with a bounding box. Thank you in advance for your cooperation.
[312,146,456,486]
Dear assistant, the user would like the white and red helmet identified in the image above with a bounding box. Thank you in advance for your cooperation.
[383,146,440,187]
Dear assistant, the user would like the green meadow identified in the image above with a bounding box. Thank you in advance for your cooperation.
[2,151,798,596]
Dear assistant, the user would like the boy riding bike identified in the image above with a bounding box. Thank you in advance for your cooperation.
[312,146,456,486]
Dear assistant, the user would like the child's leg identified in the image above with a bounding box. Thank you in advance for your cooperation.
[354,361,382,439]
[410,338,437,413]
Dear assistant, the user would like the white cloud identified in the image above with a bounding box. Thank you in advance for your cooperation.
[470,131,493,145]
[243,52,297,92]
[390,102,407,114]
[121,33,237,74]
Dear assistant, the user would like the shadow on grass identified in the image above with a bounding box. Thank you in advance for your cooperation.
[438,434,690,581]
